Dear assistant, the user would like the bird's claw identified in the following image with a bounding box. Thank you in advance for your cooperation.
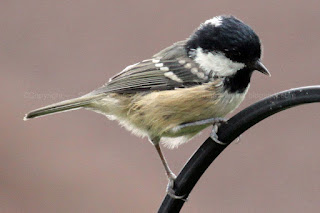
[212,117,228,126]
[166,175,187,201]
[210,122,227,145]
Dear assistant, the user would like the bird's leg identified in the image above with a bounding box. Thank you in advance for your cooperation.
[173,117,227,145]
[151,138,186,200]
[174,117,227,129]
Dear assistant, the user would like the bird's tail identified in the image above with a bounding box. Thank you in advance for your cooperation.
[24,94,103,120]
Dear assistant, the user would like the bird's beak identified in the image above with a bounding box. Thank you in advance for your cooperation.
[254,60,271,76]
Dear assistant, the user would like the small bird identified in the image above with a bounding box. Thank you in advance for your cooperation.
[24,15,270,199]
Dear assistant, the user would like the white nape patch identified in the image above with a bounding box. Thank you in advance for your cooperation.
[155,63,163,67]
[204,16,223,27]
[194,48,245,76]
[160,66,169,71]
[164,72,183,82]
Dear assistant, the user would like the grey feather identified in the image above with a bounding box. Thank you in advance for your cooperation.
[90,40,208,95]
[24,95,103,120]
[24,41,209,120]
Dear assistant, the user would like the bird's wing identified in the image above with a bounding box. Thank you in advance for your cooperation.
[90,41,213,95]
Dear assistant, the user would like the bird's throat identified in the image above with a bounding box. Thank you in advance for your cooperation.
[223,68,253,93]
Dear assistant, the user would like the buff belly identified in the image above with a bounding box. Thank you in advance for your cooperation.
[88,82,248,148]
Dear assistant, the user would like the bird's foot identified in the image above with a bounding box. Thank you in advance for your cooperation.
[166,173,187,201]
[211,117,228,126]
[210,120,228,145]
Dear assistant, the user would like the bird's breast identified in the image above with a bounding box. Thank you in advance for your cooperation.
[125,82,249,137]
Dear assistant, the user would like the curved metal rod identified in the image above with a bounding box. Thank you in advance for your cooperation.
[158,85,320,213]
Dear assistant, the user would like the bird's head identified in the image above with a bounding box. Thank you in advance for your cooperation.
[186,15,270,77]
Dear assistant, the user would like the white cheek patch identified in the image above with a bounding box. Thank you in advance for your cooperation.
[194,48,245,76]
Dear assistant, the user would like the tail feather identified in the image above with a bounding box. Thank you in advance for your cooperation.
[24,95,102,120]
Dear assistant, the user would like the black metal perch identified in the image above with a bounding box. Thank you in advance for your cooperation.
[158,85,320,213]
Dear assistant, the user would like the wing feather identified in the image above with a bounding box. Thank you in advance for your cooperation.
[90,41,210,95]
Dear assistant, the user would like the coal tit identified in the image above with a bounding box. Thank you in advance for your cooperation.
[24,15,270,199]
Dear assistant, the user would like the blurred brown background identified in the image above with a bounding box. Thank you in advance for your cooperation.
[1,0,320,212]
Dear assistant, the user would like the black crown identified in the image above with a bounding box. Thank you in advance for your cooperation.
[186,16,261,63]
